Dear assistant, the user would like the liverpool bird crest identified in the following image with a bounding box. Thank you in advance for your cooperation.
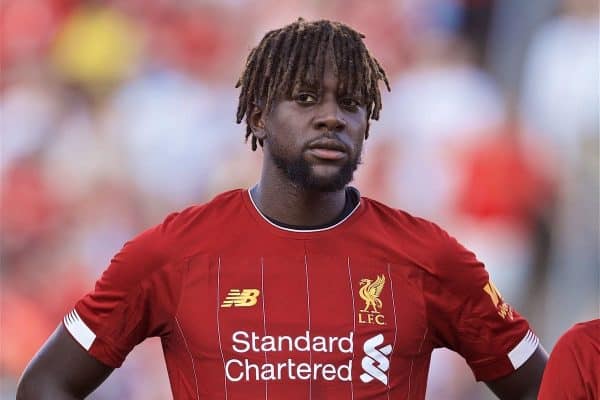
[359,275,386,313]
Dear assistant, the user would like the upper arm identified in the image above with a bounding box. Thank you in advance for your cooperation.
[485,345,548,400]
[425,225,543,383]
[17,324,114,400]
[17,214,185,399]
[65,217,184,368]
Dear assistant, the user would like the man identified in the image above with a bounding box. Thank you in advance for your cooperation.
[17,19,547,399]
[538,319,599,399]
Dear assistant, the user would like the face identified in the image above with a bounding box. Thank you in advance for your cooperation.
[254,61,368,192]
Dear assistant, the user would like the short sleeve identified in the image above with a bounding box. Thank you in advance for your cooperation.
[63,213,185,368]
[424,226,538,382]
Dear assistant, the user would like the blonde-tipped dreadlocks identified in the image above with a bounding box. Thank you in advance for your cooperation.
[236,18,390,151]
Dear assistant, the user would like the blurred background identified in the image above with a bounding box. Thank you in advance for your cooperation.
[1,0,597,398]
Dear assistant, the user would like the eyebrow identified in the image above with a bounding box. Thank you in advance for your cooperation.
[289,84,366,104]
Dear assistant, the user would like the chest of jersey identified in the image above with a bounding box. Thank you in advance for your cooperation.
[171,251,431,399]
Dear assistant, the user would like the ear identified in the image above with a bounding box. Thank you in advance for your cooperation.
[249,104,267,141]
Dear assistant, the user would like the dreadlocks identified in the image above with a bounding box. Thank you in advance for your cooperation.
[236,18,390,151]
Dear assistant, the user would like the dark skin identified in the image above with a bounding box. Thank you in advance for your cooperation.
[249,62,366,226]
[17,62,547,399]
[16,325,113,399]
[487,347,548,399]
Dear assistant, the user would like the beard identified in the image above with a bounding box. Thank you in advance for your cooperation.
[268,139,362,193]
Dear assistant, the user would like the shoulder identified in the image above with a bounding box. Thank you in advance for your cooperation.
[360,196,447,243]
[361,197,473,276]
[157,189,245,240]
[105,189,246,286]
[540,319,600,397]
[567,319,600,337]
[165,189,245,228]
[554,319,600,354]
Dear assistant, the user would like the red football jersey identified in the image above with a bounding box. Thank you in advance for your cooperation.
[539,319,599,400]
[64,189,538,399]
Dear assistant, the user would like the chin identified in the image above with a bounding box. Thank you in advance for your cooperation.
[302,170,354,192]
[271,151,358,192]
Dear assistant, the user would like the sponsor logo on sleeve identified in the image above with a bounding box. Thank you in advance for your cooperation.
[358,275,386,325]
[221,289,261,308]
[360,334,392,385]
[483,281,513,320]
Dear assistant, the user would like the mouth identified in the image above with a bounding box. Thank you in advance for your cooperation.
[306,140,348,161]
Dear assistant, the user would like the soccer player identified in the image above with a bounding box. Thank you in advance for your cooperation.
[17,19,547,399]
[538,319,599,399]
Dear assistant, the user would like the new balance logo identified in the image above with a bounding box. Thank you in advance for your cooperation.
[360,334,392,385]
[221,289,260,308]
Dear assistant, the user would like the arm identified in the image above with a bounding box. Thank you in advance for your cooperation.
[16,211,186,400]
[422,223,548,399]
[16,324,114,400]
[485,345,548,400]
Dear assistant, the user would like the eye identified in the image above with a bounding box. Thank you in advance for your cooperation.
[295,93,318,105]
[340,98,361,111]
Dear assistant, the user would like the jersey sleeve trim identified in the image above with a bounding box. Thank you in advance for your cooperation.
[63,309,96,351]
[508,329,539,369]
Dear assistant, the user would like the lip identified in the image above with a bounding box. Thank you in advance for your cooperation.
[307,148,347,160]
[306,140,348,161]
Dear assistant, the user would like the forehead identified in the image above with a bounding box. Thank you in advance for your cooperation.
[319,62,338,91]
[293,59,338,91]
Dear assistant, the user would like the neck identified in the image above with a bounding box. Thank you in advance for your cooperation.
[251,164,347,227]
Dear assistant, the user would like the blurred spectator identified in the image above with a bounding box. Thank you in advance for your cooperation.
[39,93,127,203]
[401,0,497,65]
[1,159,62,259]
[0,67,61,170]
[520,0,599,344]
[0,0,72,73]
[521,0,598,165]
[455,126,552,228]
[139,2,243,81]
[2,231,88,386]
[326,0,410,75]
[380,33,505,222]
[105,69,237,217]
[51,0,142,98]
[452,105,557,306]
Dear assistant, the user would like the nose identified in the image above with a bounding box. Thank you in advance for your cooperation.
[313,101,346,132]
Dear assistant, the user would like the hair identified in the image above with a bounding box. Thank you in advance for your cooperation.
[236,18,390,151]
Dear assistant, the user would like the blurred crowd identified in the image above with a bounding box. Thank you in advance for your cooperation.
[1,0,598,399]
